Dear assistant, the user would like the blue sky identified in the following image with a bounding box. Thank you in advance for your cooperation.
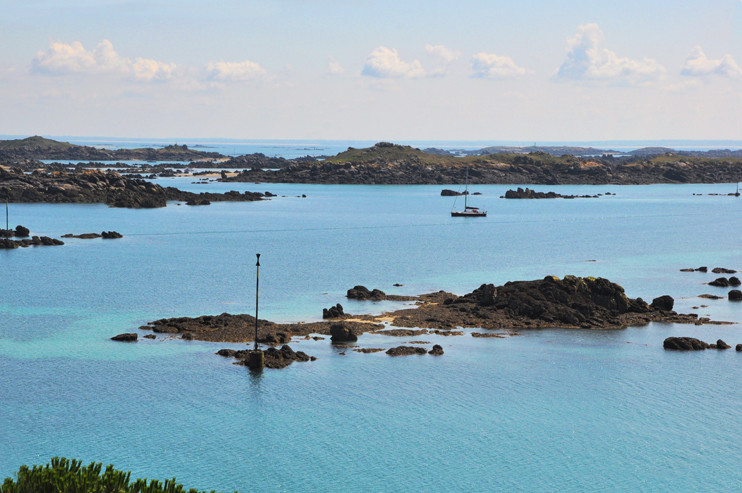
[0,0,741,140]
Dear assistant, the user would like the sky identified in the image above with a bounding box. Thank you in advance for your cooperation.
[0,0,741,141]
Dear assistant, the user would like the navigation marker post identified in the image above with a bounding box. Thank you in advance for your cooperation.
[249,253,264,371]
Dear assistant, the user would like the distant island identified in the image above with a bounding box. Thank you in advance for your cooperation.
[0,136,225,161]
[4,138,742,186]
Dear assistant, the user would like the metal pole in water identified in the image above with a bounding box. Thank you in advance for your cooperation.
[254,253,260,351]
[249,253,264,370]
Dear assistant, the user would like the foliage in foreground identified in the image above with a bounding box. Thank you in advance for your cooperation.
[1,457,223,493]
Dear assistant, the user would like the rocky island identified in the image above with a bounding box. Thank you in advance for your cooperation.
[130,275,731,369]
[0,167,266,208]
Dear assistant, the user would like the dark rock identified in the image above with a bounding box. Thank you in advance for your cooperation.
[663,337,709,350]
[101,231,123,239]
[680,268,694,272]
[737,344,742,352]
[651,295,674,311]
[428,344,444,355]
[730,277,741,287]
[712,267,736,274]
[386,346,427,356]
[477,284,497,306]
[629,297,652,313]
[354,348,385,353]
[330,323,358,343]
[217,349,236,357]
[186,198,211,206]
[729,290,742,301]
[14,225,29,237]
[393,283,403,287]
[347,285,386,300]
[716,339,731,349]
[441,189,466,196]
[143,334,156,339]
[709,277,730,287]
[322,303,345,319]
[62,233,101,239]
[696,267,708,272]
[111,333,138,342]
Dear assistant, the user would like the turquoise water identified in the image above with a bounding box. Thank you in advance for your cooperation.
[3,182,742,491]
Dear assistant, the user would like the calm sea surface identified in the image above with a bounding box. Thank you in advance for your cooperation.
[2,181,742,492]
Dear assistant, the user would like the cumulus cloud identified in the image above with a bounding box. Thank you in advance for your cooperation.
[681,46,742,78]
[555,24,665,83]
[327,56,345,75]
[425,44,460,76]
[205,60,266,81]
[470,53,526,79]
[361,46,425,79]
[32,40,175,82]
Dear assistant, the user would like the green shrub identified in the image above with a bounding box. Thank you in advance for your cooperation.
[1,457,223,493]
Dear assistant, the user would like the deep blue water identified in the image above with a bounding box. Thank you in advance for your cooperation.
[2,182,742,492]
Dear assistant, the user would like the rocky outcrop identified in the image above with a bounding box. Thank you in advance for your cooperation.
[330,323,358,343]
[386,346,427,356]
[139,312,382,343]
[441,189,466,196]
[0,168,266,208]
[712,267,736,274]
[428,345,444,355]
[663,337,709,350]
[346,285,417,302]
[503,187,598,199]
[650,295,675,311]
[102,231,123,239]
[323,304,344,319]
[709,278,731,287]
[0,225,30,238]
[218,345,316,369]
[716,339,731,349]
[111,333,138,342]
[347,285,386,300]
[0,235,64,249]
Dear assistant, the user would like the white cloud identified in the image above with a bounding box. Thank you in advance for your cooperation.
[425,44,460,65]
[681,46,742,79]
[470,53,526,79]
[327,56,345,75]
[32,40,175,82]
[555,24,665,84]
[425,44,460,76]
[361,46,425,79]
[205,60,266,81]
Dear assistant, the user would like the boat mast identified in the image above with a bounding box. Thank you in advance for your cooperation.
[464,164,469,209]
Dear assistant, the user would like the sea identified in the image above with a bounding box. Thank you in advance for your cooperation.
[2,140,742,491]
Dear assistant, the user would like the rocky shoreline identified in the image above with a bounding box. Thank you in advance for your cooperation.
[503,187,607,199]
[0,167,266,208]
[124,275,732,369]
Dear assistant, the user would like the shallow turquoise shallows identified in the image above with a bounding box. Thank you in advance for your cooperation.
[3,182,742,492]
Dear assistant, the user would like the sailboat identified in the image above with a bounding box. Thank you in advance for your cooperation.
[451,164,486,217]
